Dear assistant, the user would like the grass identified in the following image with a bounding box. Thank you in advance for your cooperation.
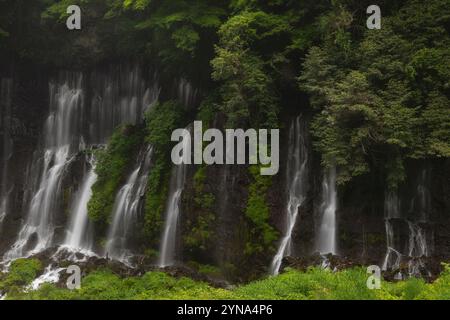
[2,263,450,300]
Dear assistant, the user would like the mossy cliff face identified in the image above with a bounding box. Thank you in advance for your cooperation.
[0,0,449,283]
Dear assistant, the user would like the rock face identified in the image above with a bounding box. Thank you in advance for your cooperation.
[0,65,449,281]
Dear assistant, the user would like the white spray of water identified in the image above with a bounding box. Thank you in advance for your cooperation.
[63,158,98,251]
[28,265,66,291]
[105,146,153,263]
[316,166,338,255]
[4,76,84,260]
[270,116,308,275]
[158,131,189,267]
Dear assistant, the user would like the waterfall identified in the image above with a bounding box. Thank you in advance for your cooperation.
[407,222,428,257]
[63,156,97,251]
[382,189,401,269]
[4,75,84,260]
[89,66,159,144]
[270,116,308,275]
[28,265,66,291]
[407,168,432,275]
[1,67,159,261]
[105,145,153,262]
[316,166,338,255]
[0,78,13,228]
[158,131,189,267]
[177,78,198,108]
[382,168,432,276]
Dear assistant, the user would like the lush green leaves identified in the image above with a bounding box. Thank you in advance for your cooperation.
[5,264,450,300]
[88,125,142,225]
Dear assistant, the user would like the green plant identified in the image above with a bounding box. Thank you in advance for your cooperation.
[88,125,143,226]
[143,101,184,244]
[244,165,277,255]
[0,259,42,293]
[184,166,216,251]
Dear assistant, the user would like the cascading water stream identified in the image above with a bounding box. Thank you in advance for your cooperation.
[1,67,159,262]
[177,78,198,108]
[270,116,308,275]
[158,131,189,267]
[4,75,84,260]
[89,66,159,144]
[316,166,337,255]
[382,168,432,276]
[382,190,402,270]
[63,156,98,251]
[105,145,153,263]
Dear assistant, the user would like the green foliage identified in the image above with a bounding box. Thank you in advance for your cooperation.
[244,165,277,255]
[300,0,450,187]
[42,0,89,20]
[145,101,183,156]
[143,157,169,244]
[184,166,216,251]
[0,259,42,294]
[143,101,184,244]
[8,269,231,300]
[6,265,450,300]
[211,10,285,128]
[88,125,142,226]
[130,0,227,71]
[415,263,450,300]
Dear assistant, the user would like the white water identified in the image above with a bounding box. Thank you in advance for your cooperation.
[158,131,189,267]
[28,265,66,291]
[382,189,401,270]
[270,116,308,275]
[177,78,198,108]
[4,75,84,260]
[316,166,338,255]
[105,146,153,262]
[89,66,159,144]
[382,168,432,275]
[407,221,428,258]
[1,67,160,262]
[63,158,98,251]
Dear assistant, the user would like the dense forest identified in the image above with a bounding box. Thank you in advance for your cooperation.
[0,0,449,300]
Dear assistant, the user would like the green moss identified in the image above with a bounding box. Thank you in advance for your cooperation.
[143,157,170,244]
[187,261,222,278]
[244,165,278,256]
[6,264,450,300]
[88,125,143,228]
[143,101,184,244]
[0,258,42,293]
[184,166,216,252]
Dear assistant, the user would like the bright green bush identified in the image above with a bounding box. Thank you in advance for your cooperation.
[244,165,277,255]
[143,101,184,244]
[4,264,450,300]
[184,166,216,251]
[0,258,42,293]
[88,125,143,226]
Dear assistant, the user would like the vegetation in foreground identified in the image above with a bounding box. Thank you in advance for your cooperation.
[1,259,449,300]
